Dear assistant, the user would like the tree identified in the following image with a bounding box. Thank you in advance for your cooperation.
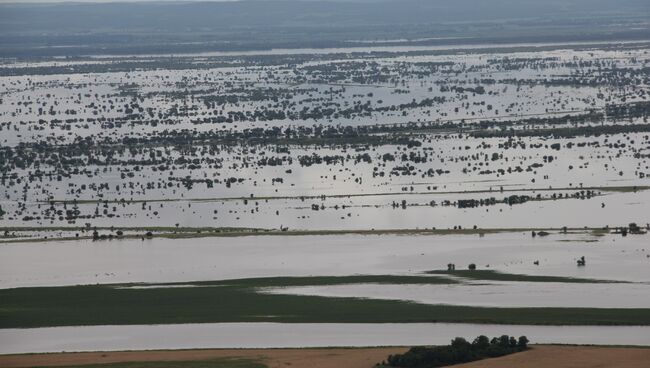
[518,336,529,349]
[384,334,530,367]
[451,337,471,350]
[472,335,490,350]
[498,335,510,347]
[509,336,518,347]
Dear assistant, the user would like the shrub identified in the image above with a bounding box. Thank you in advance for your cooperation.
[384,334,529,367]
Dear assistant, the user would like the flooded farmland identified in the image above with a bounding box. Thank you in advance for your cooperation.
[1,42,650,233]
[1,232,649,289]
[2,323,650,355]
[2,8,650,356]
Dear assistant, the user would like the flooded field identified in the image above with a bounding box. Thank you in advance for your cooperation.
[2,323,650,354]
[1,39,650,354]
[1,232,649,289]
[1,41,649,233]
[262,281,650,308]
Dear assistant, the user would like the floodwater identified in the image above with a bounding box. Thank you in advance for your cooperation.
[262,281,650,308]
[3,45,647,146]
[1,323,650,354]
[3,187,647,230]
[2,129,649,230]
[1,232,648,289]
[2,42,649,232]
[1,39,650,353]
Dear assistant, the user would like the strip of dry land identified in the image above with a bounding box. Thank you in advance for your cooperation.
[1,345,649,368]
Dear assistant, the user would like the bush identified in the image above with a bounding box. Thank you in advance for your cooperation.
[384,335,529,367]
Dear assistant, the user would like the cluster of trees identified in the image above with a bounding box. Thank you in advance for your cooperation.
[381,335,529,367]
[457,195,531,208]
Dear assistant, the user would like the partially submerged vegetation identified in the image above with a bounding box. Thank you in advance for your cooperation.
[2,223,648,244]
[0,225,637,244]
[1,40,649,230]
[427,270,627,284]
[1,0,650,357]
[2,276,649,329]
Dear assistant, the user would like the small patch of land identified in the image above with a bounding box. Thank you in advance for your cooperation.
[426,270,626,283]
[41,185,650,205]
[0,226,623,245]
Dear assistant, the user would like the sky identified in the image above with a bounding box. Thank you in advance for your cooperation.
[0,0,242,3]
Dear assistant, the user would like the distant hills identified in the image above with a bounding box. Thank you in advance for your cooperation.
[1,0,648,57]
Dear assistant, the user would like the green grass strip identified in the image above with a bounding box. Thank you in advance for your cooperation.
[1,275,649,328]
[426,270,626,283]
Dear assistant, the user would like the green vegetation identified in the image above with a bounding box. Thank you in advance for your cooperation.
[427,270,625,284]
[181,275,456,287]
[472,122,650,139]
[2,276,650,329]
[41,185,650,206]
[41,359,265,368]
[381,335,529,367]
[0,226,620,245]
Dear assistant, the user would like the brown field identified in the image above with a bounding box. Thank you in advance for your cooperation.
[0,345,649,368]
[0,347,405,368]
[455,345,650,368]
